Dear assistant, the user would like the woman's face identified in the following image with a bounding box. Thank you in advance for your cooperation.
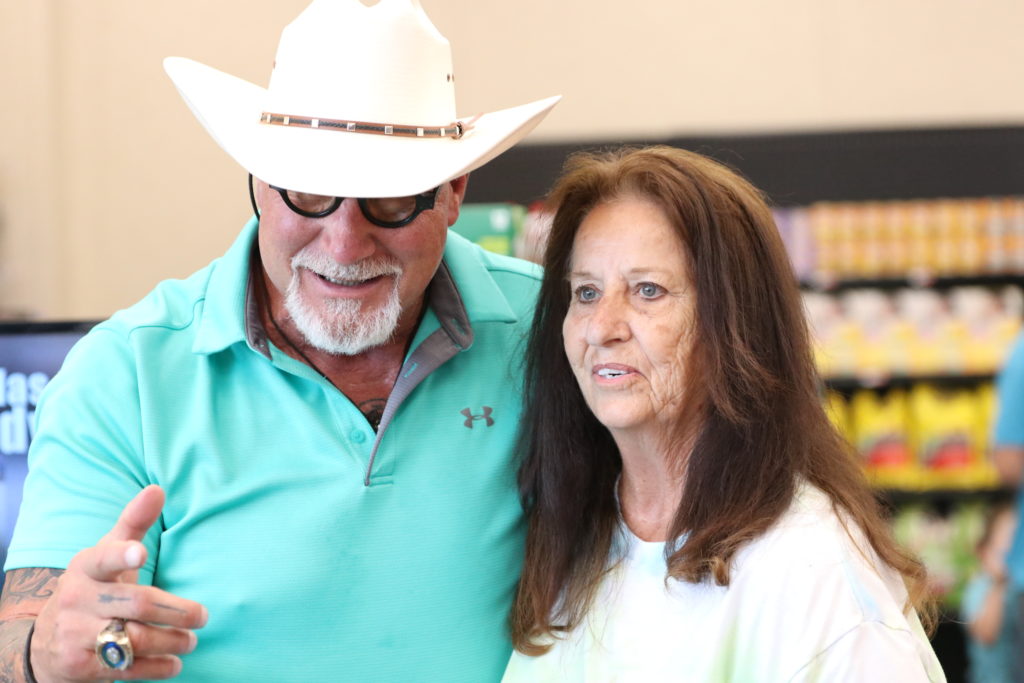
[563,195,696,436]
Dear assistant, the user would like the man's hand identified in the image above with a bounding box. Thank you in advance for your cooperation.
[21,486,207,681]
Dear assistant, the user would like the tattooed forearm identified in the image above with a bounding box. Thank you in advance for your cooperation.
[0,568,64,682]
[1,568,63,605]
[0,618,32,682]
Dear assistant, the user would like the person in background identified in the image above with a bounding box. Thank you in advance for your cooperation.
[0,0,558,681]
[504,146,945,681]
[992,331,1024,683]
[961,502,1019,683]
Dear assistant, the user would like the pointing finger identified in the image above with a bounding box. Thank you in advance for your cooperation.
[103,485,166,544]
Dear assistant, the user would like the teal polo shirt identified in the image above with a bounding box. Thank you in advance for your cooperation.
[7,218,541,682]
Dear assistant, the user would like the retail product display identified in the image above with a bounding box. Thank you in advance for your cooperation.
[892,502,990,609]
[774,197,1024,283]
[450,203,525,257]
[804,286,1022,379]
[789,197,1022,636]
[826,384,999,491]
[784,195,1024,499]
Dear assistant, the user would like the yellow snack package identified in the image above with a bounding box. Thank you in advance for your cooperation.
[850,388,915,488]
[908,383,983,488]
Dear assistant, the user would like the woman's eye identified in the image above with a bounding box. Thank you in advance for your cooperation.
[638,282,664,298]
[574,285,599,303]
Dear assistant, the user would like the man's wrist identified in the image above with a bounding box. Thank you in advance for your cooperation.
[24,620,39,683]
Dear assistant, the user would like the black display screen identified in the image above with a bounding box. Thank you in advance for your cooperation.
[0,321,95,586]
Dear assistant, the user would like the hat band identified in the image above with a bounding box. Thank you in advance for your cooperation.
[260,112,466,139]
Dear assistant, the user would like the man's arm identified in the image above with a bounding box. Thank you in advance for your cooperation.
[967,574,1010,645]
[993,445,1024,487]
[0,568,64,682]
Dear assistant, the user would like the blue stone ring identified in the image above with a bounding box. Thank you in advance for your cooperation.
[95,618,134,671]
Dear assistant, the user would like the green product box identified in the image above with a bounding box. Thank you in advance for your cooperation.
[451,203,525,257]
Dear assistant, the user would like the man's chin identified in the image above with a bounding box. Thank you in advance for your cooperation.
[296,308,400,355]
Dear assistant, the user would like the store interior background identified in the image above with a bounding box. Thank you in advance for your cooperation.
[4,1,1024,679]
[5,0,1024,319]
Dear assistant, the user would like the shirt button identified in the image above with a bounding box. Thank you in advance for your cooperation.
[351,430,367,444]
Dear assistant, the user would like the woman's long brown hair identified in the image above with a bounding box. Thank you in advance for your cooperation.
[511,146,935,653]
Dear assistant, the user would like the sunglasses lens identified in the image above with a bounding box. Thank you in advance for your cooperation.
[363,195,421,225]
[270,183,438,226]
[283,189,338,215]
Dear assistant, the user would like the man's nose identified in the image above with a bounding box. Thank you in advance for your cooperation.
[319,198,378,264]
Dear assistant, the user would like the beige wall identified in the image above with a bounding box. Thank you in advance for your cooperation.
[3,0,1024,320]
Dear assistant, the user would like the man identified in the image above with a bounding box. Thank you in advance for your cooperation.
[992,332,1024,683]
[0,0,559,680]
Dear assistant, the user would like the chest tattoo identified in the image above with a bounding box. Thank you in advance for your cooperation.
[359,398,387,431]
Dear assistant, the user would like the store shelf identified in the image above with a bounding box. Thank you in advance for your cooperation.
[801,273,1024,293]
[877,486,1014,507]
[465,126,1024,206]
[824,373,995,394]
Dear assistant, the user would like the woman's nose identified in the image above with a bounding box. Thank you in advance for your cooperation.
[585,296,631,347]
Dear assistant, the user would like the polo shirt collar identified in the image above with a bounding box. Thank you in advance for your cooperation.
[192,217,261,356]
[438,231,519,326]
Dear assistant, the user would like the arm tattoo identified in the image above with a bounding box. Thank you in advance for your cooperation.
[0,568,64,682]
[0,619,32,682]
[359,398,387,431]
[1,569,62,606]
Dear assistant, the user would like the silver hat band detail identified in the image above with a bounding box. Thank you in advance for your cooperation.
[260,112,467,139]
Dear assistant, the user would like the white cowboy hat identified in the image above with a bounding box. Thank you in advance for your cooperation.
[164,0,560,198]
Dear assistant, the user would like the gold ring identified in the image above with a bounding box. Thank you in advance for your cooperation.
[95,618,133,670]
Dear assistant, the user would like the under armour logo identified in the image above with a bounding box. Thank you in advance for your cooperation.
[461,406,494,428]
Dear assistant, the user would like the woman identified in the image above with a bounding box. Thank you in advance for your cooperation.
[504,146,944,681]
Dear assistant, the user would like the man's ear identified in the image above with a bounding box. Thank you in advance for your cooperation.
[445,174,470,227]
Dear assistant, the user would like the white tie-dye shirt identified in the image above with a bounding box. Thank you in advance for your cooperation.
[503,484,946,683]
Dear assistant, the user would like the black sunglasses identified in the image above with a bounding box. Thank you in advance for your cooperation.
[248,174,439,228]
